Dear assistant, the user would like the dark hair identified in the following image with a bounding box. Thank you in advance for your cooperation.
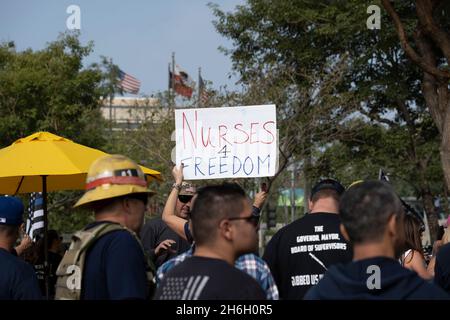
[402,214,424,263]
[20,230,61,264]
[310,179,345,203]
[437,226,445,241]
[339,180,404,243]
[47,229,61,246]
[190,183,248,245]
[311,189,341,203]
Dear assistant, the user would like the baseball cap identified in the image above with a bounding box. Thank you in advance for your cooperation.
[179,182,196,196]
[310,178,345,200]
[0,196,24,226]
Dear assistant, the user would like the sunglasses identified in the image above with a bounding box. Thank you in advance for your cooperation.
[178,195,193,204]
[228,215,259,227]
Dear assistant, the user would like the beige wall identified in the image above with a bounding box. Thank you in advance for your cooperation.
[101,97,169,129]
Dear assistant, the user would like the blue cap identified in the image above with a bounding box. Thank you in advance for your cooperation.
[0,197,24,226]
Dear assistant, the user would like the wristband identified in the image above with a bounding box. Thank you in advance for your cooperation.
[172,183,182,191]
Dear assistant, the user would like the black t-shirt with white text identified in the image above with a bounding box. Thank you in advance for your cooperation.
[155,256,266,300]
[263,212,352,299]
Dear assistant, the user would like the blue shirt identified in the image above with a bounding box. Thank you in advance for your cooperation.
[82,222,149,300]
[0,248,42,300]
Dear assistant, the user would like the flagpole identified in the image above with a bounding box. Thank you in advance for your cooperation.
[171,52,175,107]
[198,67,201,108]
[42,175,49,300]
[109,58,113,133]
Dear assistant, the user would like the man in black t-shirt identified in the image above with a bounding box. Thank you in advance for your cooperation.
[140,183,194,268]
[155,174,266,300]
[263,179,352,299]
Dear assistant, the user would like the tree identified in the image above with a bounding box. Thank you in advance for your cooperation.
[211,0,447,240]
[0,32,111,233]
[0,32,107,148]
[211,1,362,204]
[381,0,450,193]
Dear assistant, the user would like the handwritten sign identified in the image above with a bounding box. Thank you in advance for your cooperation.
[175,105,277,180]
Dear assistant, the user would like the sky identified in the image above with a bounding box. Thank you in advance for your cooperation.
[0,0,244,96]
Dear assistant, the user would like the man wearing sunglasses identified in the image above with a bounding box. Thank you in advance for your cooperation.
[155,183,266,300]
[157,165,278,300]
[140,183,195,268]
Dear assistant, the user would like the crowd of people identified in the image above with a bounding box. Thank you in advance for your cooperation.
[1,153,450,300]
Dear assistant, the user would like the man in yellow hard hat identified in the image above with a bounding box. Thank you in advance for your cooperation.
[55,154,156,300]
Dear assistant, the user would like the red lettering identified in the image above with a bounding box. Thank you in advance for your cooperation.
[261,121,275,144]
[249,122,259,144]
[219,125,232,147]
[201,126,216,148]
[182,111,197,149]
[233,123,249,144]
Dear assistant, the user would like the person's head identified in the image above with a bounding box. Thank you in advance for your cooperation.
[190,183,258,257]
[74,154,155,233]
[47,229,62,251]
[309,178,345,213]
[175,182,196,219]
[0,196,24,248]
[339,180,405,258]
[402,214,424,261]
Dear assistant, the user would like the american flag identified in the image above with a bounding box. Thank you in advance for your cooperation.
[199,75,210,105]
[118,69,141,94]
[26,192,44,242]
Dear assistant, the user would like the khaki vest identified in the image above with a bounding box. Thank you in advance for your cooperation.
[55,222,155,300]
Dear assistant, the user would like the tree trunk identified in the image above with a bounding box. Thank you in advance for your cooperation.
[415,30,450,192]
[422,189,439,243]
[441,107,450,192]
[382,0,450,192]
[443,182,450,217]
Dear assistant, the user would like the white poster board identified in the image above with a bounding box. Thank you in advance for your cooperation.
[175,104,277,180]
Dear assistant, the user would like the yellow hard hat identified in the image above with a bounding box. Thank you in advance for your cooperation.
[74,154,155,208]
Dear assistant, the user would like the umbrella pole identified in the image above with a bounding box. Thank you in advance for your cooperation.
[42,175,49,300]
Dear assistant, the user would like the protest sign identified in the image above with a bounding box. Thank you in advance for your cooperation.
[175,104,277,180]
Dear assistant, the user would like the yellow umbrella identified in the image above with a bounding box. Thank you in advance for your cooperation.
[0,131,161,299]
[0,131,161,194]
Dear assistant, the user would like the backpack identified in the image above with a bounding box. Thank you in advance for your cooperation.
[55,222,155,300]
